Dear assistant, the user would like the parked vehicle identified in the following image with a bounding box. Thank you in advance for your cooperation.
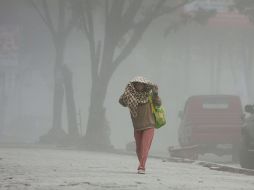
[239,105,254,169]
[170,95,243,161]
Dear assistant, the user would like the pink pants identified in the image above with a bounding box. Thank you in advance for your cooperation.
[134,127,154,170]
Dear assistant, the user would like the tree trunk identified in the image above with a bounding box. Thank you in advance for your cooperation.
[62,64,79,137]
[210,41,216,94]
[40,46,66,143]
[242,43,253,102]
[0,72,6,136]
[216,43,222,94]
[247,45,254,101]
[0,100,4,136]
[51,69,65,133]
[81,24,116,150]
[183,33,190,97]
[82,76,113,150]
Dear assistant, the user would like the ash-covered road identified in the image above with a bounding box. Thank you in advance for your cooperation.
[0,147,253,190]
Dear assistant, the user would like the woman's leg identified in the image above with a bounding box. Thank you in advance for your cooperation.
[134,130,142,164]
[139,128,154,170]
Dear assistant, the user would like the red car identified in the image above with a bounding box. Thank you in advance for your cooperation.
[177,95,243,160]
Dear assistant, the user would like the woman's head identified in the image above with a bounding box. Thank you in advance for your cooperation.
[133,82,145,92]
[130,76,153,92]
[132,82,153,93]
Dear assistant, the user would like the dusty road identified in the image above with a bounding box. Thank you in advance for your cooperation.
[0,147,253,190]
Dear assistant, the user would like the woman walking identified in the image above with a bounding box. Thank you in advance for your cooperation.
[119,76,161,174]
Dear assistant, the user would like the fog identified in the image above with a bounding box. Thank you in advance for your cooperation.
[0,0,253,156]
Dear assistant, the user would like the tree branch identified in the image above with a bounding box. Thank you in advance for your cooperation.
[42,0,56,37]
[111,0,166,69]
[119,0,143,37]
[107,0,125,41]
[84,0,100,78]
[95,40,102,70]
[109,0,125,19]
[112,21,149,71]
[27,0,52,32]
[105,0,110,19]
[112,0,192,70]
[81,14,89,37]
[57,0,66,34]
[65,1,80,37]
[122,0,143,22]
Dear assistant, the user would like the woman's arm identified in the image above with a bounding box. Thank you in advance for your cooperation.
[152,85,162,107]
[153,95,162,107]
[119,94,127,107]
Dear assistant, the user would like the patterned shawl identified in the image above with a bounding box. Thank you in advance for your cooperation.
[120,76,154,118]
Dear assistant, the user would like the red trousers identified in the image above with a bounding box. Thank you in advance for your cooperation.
[134,127,154,170]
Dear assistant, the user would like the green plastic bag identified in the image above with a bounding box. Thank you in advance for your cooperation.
[149,96,166,129]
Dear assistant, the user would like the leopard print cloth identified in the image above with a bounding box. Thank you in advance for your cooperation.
[120,76,154,118]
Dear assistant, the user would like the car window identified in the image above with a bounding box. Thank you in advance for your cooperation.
[202,98,229,109]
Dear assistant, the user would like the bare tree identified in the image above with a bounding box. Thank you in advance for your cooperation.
[75,0,194,150]
[26,0,80,143]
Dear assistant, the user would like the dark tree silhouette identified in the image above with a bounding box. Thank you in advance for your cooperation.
[26,0,80,143]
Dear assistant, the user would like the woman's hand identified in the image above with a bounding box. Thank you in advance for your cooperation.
[152,85,158,95]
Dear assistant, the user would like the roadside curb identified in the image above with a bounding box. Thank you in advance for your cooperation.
[197,161,254,176]
[166,156,254,176]
[120,151,254,176]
